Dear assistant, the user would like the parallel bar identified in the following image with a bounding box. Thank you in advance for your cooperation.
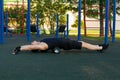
[36,13,40,37]
[112,0,116,42]
[0,0,4,44]
[65,14,69,38]
[78,0,82,41]
[26,0,31,41]
[55,14,59,38]
[104,0,109,44]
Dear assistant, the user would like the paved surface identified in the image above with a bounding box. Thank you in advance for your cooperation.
[0,35,120,80]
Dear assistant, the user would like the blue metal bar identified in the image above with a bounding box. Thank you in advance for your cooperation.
[78,0,82,41]
[26,0,31,41]
[55,14,59,38]
[65,14,69,38]
[104,0,109,44]
[0,0,4,44]
[6,13,8,37]
[36,13,40,37]
[112,0,116,42]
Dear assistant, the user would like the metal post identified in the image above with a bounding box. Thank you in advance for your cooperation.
[0,0,4,44]
[65,14,69,38]
[104,0,109,44]
[26,0,31,41]
[36,13,40,37]
[112,0,116,42]
[78,0,82,41]
[55,14,59,38]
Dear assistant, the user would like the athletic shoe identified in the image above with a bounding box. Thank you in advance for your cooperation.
[12,46,21,55]
[98,44,109,52]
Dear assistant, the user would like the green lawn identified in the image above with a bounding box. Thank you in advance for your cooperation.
[69,29,120,38]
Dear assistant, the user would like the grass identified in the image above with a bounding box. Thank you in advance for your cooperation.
[12,29,120,40]
[69,29,120,38]
[37,29,120,41]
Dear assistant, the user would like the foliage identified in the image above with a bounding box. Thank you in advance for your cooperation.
[4,0,120,34]
[71,16,84,29]
[30,0,71,34]
[4,6,25,30]
[85,0,120,18]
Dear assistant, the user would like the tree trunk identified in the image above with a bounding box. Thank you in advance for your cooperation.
[99,0,104,36]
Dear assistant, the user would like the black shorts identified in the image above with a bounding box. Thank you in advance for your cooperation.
[61,39,82,50]
[40,38,82,50]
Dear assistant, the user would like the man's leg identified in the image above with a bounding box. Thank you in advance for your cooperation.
[81,41,102,50]
[81,41,109,51]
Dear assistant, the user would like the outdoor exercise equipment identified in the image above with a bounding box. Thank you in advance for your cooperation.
[104,0,109,44]
[55,14,69,38]
[0,0,4,44]
[65,14,69,38]
[78,0,116,44]
[55,14,59,38]
[112,0,116,42]
[36,13,40,37]
[0,0,117,44]
[26,0,31,41]
[78,0,82,41]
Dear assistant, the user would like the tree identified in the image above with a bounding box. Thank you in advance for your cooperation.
[30,0,68,34]
[4,6,24,31]
[30,0,120,35]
